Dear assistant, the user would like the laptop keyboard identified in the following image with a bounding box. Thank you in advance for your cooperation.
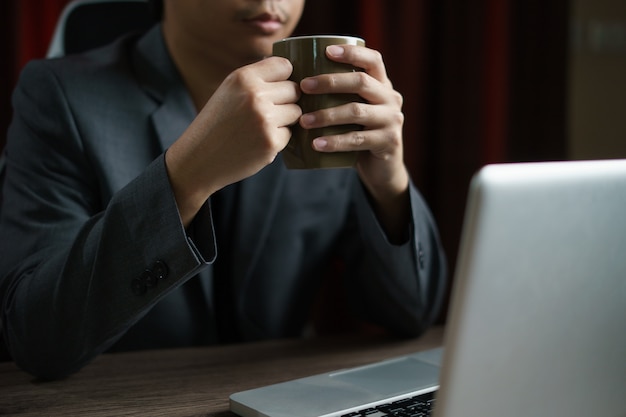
[340,390,436,417]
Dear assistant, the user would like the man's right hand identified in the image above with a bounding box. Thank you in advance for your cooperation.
[164,57,301,227]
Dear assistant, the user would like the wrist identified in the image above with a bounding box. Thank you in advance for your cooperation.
[164,148,213,228]
[361,167,411,244]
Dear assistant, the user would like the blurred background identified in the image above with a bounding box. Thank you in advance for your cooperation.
[1,0,625,319]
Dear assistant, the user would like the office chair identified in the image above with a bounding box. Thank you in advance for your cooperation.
[47,0,154,58]
[0,0,155,363]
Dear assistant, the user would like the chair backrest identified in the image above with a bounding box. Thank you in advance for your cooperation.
[47,0,154,58]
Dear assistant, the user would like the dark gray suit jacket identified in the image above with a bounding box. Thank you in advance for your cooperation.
[0,26,446,380]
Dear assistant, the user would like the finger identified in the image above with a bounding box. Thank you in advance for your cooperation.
[300,102,403,131]
[311,129,397,161]
[275,126,293,149]
[300,72,393,104]
[268,80,301,105]
[249,56,294,82]
[274,103,303,128]
[325,45,390,86]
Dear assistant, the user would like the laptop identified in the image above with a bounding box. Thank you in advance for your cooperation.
[230,159,626,417]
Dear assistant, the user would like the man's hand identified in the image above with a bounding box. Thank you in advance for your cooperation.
[299,45,410,242]
[165,57,302,227]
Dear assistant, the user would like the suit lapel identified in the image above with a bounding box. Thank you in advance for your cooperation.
[133,25,196,152]
[151,88,195,152]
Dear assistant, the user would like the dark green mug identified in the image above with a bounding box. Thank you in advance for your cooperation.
[273,35,366,169]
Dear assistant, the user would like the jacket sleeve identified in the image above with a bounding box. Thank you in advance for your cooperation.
[343,178,447,337]
[0,61,215,380]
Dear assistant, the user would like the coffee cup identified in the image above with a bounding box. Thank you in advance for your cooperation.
[273,35,365,169]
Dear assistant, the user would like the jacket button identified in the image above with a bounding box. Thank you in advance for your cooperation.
[152,260,169,280]
[141,269,158,288]
[131,278,147,296]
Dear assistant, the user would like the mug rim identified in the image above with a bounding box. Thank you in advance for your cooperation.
[274,34,365,44]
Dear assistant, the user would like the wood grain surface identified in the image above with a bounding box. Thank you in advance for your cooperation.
[0,327,444,416]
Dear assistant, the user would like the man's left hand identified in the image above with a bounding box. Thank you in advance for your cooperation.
[299,44,410,242]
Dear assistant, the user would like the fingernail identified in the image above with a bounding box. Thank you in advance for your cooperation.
[327,45,345,57]
[313,138,327,150]
[301,114,316,127]
[300,78,318,91]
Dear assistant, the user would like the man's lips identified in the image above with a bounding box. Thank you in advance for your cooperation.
[244,12,284,34]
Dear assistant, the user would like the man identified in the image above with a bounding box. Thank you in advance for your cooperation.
[0,0,446,380]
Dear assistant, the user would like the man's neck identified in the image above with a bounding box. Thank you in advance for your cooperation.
[163,26,241,112]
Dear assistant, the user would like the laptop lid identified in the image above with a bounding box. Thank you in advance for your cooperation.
[435,159,626,417]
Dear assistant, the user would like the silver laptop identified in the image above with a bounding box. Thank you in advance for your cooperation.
[230,159,626,417]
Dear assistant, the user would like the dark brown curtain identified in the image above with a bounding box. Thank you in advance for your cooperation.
[2,0,569,323]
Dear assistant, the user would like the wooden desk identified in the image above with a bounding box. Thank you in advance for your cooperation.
[0,327,443,416]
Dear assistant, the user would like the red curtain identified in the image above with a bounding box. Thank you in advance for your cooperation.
[482,0,511,164]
